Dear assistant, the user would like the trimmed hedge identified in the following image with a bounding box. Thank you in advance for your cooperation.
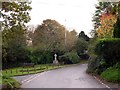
[95,38,120,66]
[113,17,120,38]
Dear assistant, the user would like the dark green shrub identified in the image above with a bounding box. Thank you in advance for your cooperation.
[87,54,98,73]
[59,55,72,64]
[87,39,103,74]
[59,52,80,64]
[95,38,120,66]
[31,49,53,64]
[79,54,89,60]
[24,47,53,64]
[113,17,120,38]
[2,46,30,69]
[76,38,88,58]
[66,52,80,64]
[87,54,107,74]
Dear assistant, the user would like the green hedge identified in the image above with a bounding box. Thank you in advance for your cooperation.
[29,49,52,64]
[59,52,80,64]
[95,38,120,66]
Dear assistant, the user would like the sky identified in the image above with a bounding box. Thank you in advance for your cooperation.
[28,0,98,37]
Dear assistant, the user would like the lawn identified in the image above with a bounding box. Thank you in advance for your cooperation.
[2,64,64,77]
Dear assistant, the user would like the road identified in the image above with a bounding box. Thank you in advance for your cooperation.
[13,64,109,88]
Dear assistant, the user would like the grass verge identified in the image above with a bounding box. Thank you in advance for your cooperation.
[101,67,120,83]
[2,64,64,77]
[0,75,20,89]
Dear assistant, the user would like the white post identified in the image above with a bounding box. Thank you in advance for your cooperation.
[54,54,57,61]
[53,53,59,65]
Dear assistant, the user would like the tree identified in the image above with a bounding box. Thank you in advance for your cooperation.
[78,31,89,41]
[1,1,32,68]
[76,31,89,59]
[65,30,77,52]
[76,38,88,59]
[0,31,2,67]
[33,19,73,52]
[91,2,120,38]
[2,26,28,68]
[1,1,32,29]
[96,13,117,38]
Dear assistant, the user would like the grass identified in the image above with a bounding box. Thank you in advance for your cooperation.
[1,75,20,89]
[101,67,120,83]
[2,64,64,77]
[0,75,2,84]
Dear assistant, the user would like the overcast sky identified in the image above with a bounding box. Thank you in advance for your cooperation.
[28,0,98,36]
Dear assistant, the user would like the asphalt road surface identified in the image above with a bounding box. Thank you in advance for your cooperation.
[13,64,109,88]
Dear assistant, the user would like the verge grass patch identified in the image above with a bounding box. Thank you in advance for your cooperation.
[101,67,120,83]
[2,64,63,77]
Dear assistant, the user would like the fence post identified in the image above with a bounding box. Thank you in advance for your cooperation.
[34,66,36,73]
[39,66,41,70]
[22,67,23,75]
[27,68,29,74]
[6,70,7,74]
[10,69,12,74]
[46,65,48,69]
[16,69,18,74]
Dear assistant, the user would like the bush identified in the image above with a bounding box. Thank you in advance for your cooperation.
[88,38,120,75]
[59,55,72,64]
[30,49,52,64]
[59,52,80,64]
[87,39,101,74]
[2,75,20,89]
[95,38,120,66]
[87,54,98,73]
[101,66,120,83]
[76,38,88,58]
[79,54,89,60]
[87,54,107,74]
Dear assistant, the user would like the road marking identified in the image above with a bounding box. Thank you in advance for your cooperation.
[93,76,112,90]
[21,74,39,84]
[22,74,41,85]
[21,71,49,85]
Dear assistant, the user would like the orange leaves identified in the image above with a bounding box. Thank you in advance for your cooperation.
[96,13,117,38]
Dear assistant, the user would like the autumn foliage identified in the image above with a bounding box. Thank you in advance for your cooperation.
[96,13,117,38]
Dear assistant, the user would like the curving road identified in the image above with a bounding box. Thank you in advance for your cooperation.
[14,64,109,88]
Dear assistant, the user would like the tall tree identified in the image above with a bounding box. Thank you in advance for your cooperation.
[65,30,77,52]
[91,2,120,38]
[78,31,89,41]
[1,1,32,68]
[96,13,117,38]
[76,31,89,59]
[1,1,32,29]
[33,19,66,52]
[33,19,77,52]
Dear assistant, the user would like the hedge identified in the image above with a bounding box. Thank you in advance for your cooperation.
[95,38,120,66]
